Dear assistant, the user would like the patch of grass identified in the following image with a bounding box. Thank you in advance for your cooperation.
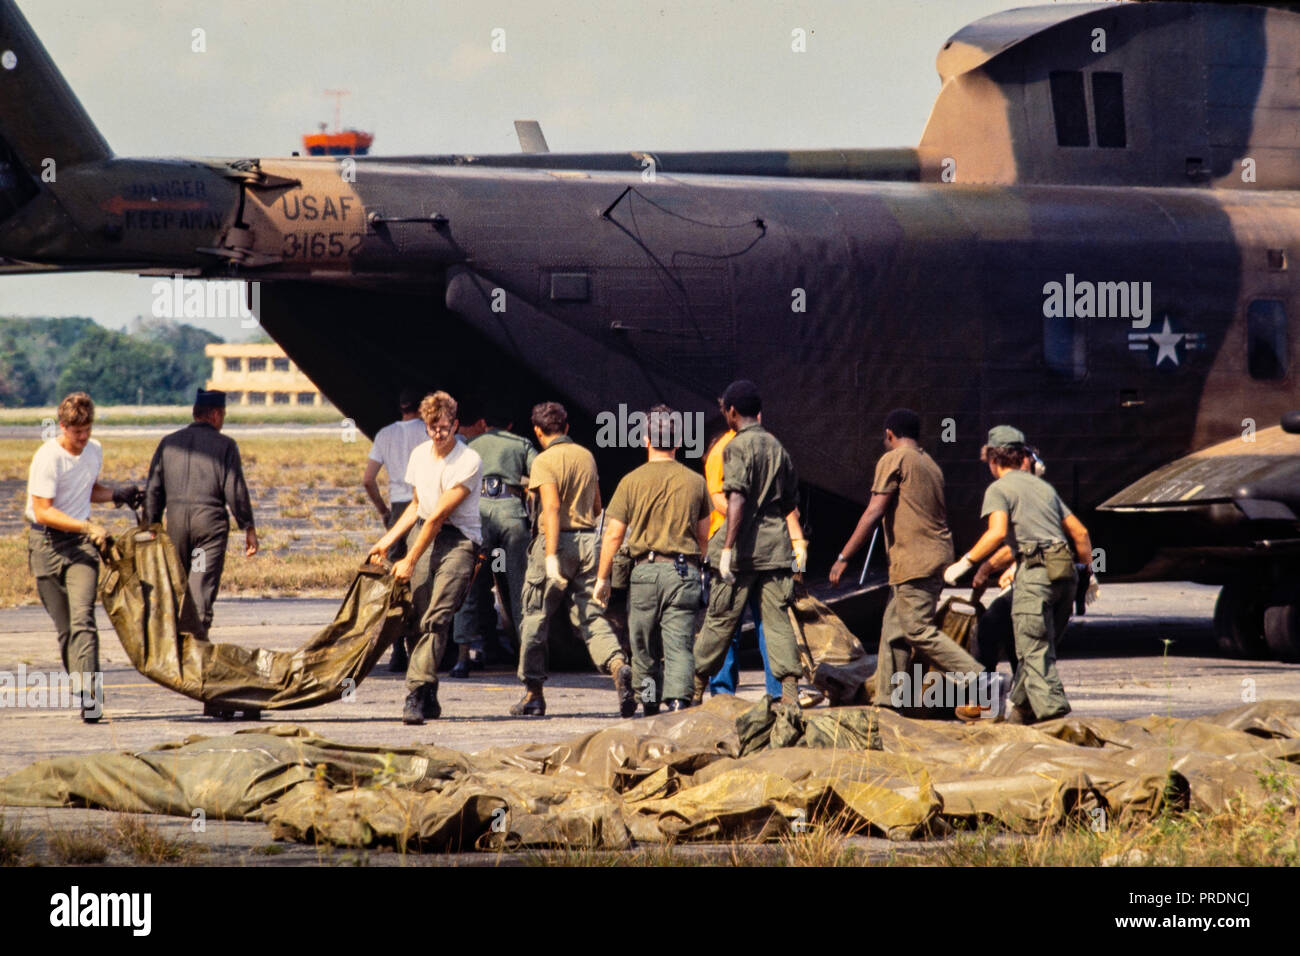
[1,433,380,605]
[898,786,1300,867]
[49,826,111,864]
[111,815,206,865]
[0,814,32,866]
[0,405,342,427]
[779,824,866,867]
[255,844,286,856]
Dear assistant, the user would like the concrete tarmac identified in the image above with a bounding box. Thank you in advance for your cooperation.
[1,581,1296,864]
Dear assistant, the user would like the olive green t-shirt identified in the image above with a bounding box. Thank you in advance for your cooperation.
[528,435,600,531]
[607,459,710,559]
[715,423,799,572]
[469,428,536,486]
[872,443,954,585]
[980,469,1073,556]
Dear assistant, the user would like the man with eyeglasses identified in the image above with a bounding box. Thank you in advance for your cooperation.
[368,391,482,724]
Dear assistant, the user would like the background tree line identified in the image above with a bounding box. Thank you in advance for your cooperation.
[0,316,225,406]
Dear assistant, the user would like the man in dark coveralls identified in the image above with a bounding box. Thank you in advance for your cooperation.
[144,388,258,640]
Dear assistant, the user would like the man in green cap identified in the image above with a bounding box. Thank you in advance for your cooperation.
[945,425,1097,724]
[451,403,537,676]
[692,380,805,711]
[594,405,711,714]
[829,408,991,713]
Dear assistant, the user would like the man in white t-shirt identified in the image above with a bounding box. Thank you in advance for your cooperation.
[368,390,482,724]
[361,386,429,671]
[26,392,142,723]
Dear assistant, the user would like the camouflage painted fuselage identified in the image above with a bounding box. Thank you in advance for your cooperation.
[4,0,1300,588]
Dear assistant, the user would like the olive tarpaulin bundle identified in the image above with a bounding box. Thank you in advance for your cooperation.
[97,522,410,710]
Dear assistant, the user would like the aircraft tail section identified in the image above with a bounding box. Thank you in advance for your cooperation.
[0,0,110,222]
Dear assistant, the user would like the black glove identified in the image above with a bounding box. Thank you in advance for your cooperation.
[112,485,143,509]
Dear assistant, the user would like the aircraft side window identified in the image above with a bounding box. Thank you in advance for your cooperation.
[1091,73,1127,148]
[1044,313,1087,381]
[1247,299,1288,381]
[1049,71,1090,147]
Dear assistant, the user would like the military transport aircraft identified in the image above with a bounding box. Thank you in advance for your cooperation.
[3,0,1300,660]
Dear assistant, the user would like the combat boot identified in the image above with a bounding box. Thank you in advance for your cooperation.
[642,700,661,717]
[510,680,546,716]
[611,656,637,718]
[402,687,426,725]
[422,683,441,720]
[449,644,472,679]
[79,691,103,724]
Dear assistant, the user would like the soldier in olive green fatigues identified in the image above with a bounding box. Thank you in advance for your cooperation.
[695,385,804,695]
[514,415,624,707]
[950,426,1089,723]
[980,469,1077,720]
[453,424,536,665]
[597,411,711,710]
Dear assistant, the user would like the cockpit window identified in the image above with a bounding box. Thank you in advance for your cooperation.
[1092,72,1127,148]
[1050,71,1090,147]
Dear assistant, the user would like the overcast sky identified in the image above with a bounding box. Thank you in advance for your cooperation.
[2,0,1045,339]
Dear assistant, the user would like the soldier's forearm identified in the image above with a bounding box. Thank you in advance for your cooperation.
[597,526,625,580]
[722,492,745,550]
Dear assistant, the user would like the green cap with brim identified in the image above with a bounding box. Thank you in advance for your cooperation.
[987,425,1026,448]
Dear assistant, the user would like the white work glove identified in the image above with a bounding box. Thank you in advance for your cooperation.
[545,554,568,589]
[791,538,809,574]
[943,554,974,586]
[718,547,736,584]
[1085,578,1101,606]
[998,563,1017,590]
[593,577,611,608]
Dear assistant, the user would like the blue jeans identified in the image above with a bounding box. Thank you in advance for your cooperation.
[708,586,781,698]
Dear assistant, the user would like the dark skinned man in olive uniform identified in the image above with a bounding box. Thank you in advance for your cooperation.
[692,380,804,711]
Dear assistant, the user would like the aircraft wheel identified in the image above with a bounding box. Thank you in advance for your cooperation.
[1262,603,1300,663]
[1213,584,1269,659]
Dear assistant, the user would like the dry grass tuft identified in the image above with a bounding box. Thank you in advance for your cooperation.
[111,815,206,865]
[0,813,31,866]
[49,826,111,864]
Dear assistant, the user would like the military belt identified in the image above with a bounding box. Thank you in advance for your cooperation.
[634,551,700,568]
[481,476,525,500]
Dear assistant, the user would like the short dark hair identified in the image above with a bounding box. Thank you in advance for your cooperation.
[884,408,921,440]
[192,403,222,421]
[398,386,425,413]
[720,380,761,418]
[531,401,568,435]
[982,444,1027,469]
[647,404,679,450]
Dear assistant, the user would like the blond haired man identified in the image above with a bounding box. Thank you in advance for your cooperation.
[26,392,141,722]
[369,391,482,724]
